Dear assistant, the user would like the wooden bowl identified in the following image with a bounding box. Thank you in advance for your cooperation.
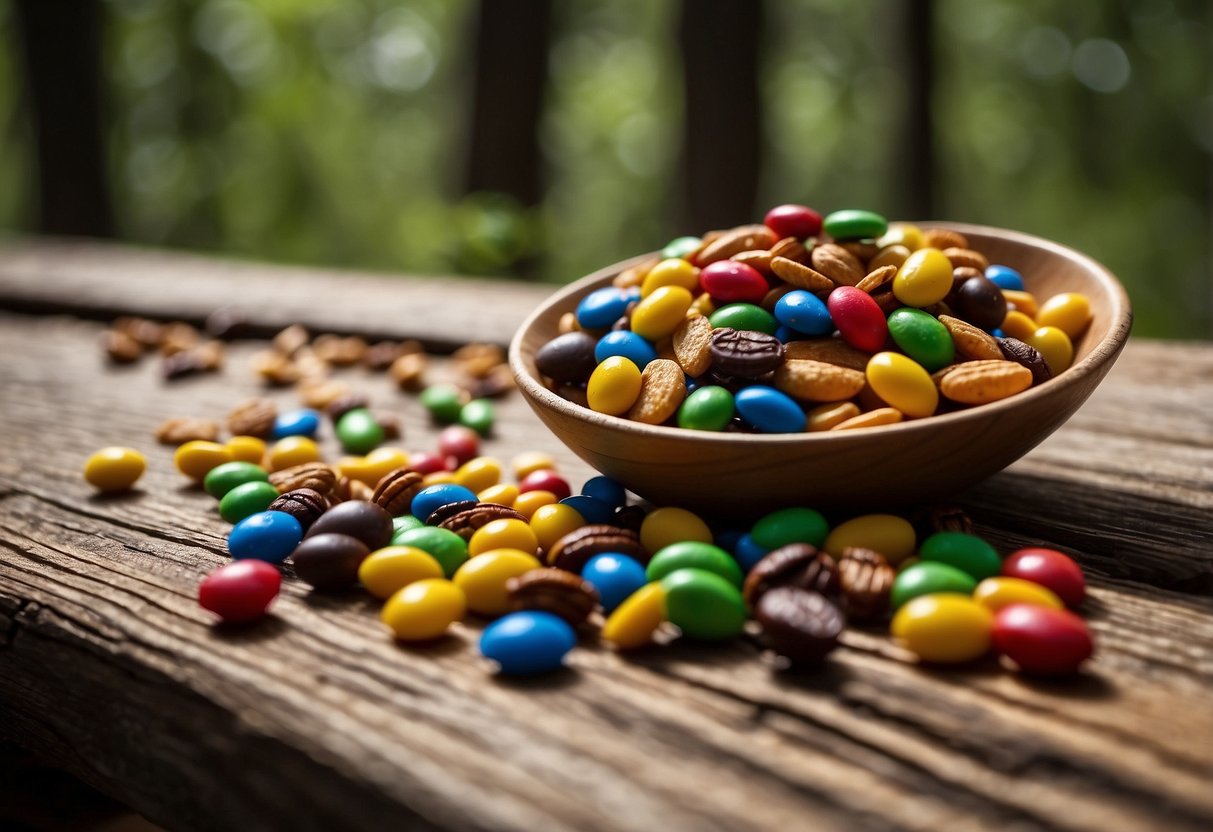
[509,223,1132,515]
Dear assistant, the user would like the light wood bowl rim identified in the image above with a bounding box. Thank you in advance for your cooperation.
[509,222,1133,445]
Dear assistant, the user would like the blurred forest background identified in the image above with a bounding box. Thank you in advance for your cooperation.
[0,0,1209,338]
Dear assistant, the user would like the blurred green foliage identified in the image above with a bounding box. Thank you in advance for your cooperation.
[0,0,1208,338]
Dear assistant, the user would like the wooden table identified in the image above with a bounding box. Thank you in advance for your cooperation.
[2,239,1210,832]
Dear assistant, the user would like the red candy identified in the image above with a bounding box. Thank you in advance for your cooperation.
[518,469,571,501]
[992,604,1094,675]
[407,451,450,475]
[437,425,480,466]
[827,286,888,353]
[198,560,281,623]
[764,204,822,240]
[699,261,769,305]
[1002,547,1086,608]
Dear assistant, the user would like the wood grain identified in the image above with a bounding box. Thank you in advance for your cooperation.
[0,246,1211,832]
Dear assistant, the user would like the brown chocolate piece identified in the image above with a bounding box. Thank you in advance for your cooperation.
[997,336,1053,386]
[743,544,839,606]
[709,328,783,378]
[305,500,393,550]
[755,588,845,664]
[291,533,370,591]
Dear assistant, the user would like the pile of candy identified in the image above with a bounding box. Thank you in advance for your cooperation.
[535,206,1094,432]
[87,438,1094,677]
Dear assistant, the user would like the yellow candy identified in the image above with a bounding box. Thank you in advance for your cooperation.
[892,247,953,308]
[641,258,700,297]
[422,471,458,486]
[891,593,993,664]
[359,546,445,600]
[973,577,1064,613]
[452,548,542,617]
[640,507,712,555]
[174,440,233,481]
[1036,292,1092,339]
[381,578,466,641]
[530,503,585,552]
[511,451,555,479]
[469,518,539,557]
[877,223,924,252]
[865,352,938,418]
[1024,326,1074,374]
[1001,289,1039,319]
[454,456,502,494]
[513,489,558,521]
[824,514,916,564]
[691,293,716,316]
[587,356,643,415]
[267,436,322,472]
[869,244,912,271]
[339,447,409,486]
[478,483,518,506]
[602,583,668,650]
[225,436,267,465]
[83,446,146,492]
[630,285,693,341]
[1000,309,1038,341]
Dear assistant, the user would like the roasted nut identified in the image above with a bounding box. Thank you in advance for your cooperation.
[856,265,897,294]
[830,407,904,431]
[938,315,1003,360]
[389,352,427,391]
[297,378,352,410]
[506,568,600,627]
[930,504,973,535]
[155,417,220,445]
[938,360,1033,404]
[922,228,969,250]
[694,224,777,265]
[731,249,773,275]
[250,350,300,386]
[312,334,367,366]
[806,401,861,432]
[267,488,327,532]
[453,343,506,379]
[837,547,894,622]
[102,330,142,363]
[769,236,810,264]
[942,247,990,272]
[771,256,834,293]
[613,256,659,289]
[782,338,870,371]
[743,544,839,606]
[113,316,163,348]
[228,398,277,439]
[437,503,527,539]
[547,525,647,572]
[270,462,336,495]
[627,359,686,425]
[272,324,309,357]
[672,314,713,377]
[775,359,866,402]
[370,468,424,516]
[811,243,865,286]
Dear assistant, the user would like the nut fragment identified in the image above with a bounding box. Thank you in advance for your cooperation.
[155,417,220,445]
[250,350,300,386]
[770,256,834,293]
[837,547,894,623]
[228,398,277,439]
[775,359,866,402]
[731,249,773,275]
[272,324,309,357]
[855,265,897,294]
[811,244,865,287]
[389,353,428,391]
[938,315,1003,360]
[507,568,600,627]
[102,330,142,363]
[269,462,336,495]
[806,401,860,432]
[672,315,713,377]
[627,359,687,425]
[830,407,903,431]
[769,236,810,264]
[938,360,1033,404]
[370,468,424,516]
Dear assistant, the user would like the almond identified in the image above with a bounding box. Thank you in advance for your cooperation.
[770,256,834,293]
[775,359,866,402]
[938,315,1003,360]
[695,224,777,265]
[938,360,1033,404]
[942,247,990,271]
[769,236,810,263]
[811,244,865,286]
[922,228,969,250]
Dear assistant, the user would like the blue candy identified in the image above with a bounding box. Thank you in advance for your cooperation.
[580,475,627,508]
[576,287,632,329]
[594,330,658,369]
[774,290,833,336]
[228,510,302,563]
[560,495,615,525]
[582,553,649,612]
[985,265,1024,291]
[733,533,770,573]
[480,611,576,675]
[735,386,806,433]
[411,484,478,521]
[271,408,321,440]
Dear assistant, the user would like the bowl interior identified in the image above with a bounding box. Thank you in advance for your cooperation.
[510,223,1132,514]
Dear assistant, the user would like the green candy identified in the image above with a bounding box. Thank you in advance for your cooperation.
[392,515,425,538]
[822,209,888,241]
[918,531,1002,580]
[218,481,279,524]
[204,461,269,499]
[677,386,735,431]
[751,507,829,551]
[336,408,385,455]
[708,303,778,335]
[392,526,468,577]
[891,561,977,609]
[420,384,465,424]
[459,399,495,436]
[647,542,743,587]
[661,236,701,260]
[661,568,747,641]
[887,308,955,371]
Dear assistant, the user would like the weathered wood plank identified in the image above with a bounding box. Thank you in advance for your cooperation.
[0,312,1211,831]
